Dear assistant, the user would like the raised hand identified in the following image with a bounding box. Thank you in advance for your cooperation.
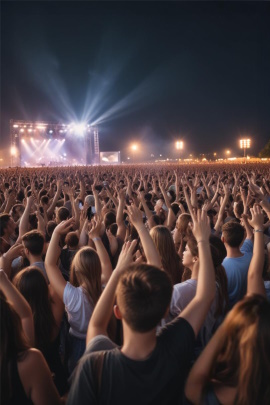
[88,216,103,240]
[54,217,75,235]
[192,209,211,243]
[126,205,144,228]
[115,240,137,272]
[248,205,264,231]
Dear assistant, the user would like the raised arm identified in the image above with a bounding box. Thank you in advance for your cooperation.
[88,217,112,285]
[116,189,127,241]
[127,205,162,268]
[87,240,137,343]
[179,209,216,337]
[185,323,226,405]
[18,196,35,240]
[45,219,74,299]
[0,269,34,346]
[247,205,266,297]
[47,180,62,218]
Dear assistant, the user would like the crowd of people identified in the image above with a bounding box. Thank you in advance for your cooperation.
[1,162,270,404]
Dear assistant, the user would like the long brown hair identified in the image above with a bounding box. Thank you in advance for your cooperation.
[13,266,56,351]
[150,225,183,284]
[212,295,270,405]
[70,247,102,305]
[0,290,30,404]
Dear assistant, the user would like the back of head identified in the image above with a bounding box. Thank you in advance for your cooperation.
[13,267,55,350]
[222,221,245,248]
[0,213,11,237]
[177,213,192,236]
[70,247,102,305]
[22,230,45,256]
[213,295,270,405]
[65,231,79,249]
[104,211,116,229]
[56,206,70,223]
[116,263,173,332]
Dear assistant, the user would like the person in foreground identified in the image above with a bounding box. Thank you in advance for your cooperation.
[185,205,270,405]
[67,206,216,405]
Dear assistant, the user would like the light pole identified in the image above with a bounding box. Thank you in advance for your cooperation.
[131,144,138,162]
[176,141,184,160]
[240,139,251,158]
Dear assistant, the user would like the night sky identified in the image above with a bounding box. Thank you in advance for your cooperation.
[1,1,270,160]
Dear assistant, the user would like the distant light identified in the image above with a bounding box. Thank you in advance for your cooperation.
[63,153,67,156]
[20,129,24,132]
[226,150,231,155]
[28,129,32,133]
[160,154,162,157]
[131,144,138,151]
[49,130,53,134]
[10,146,17,156]
[13,124,19,128]
[240,139,251,149]
[21,138,25,143]
[176,141,183,150]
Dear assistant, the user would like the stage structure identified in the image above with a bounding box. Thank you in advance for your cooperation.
[10,120,99,167]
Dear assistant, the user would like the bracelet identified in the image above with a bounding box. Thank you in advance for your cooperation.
[138,226,147,232]
[197,240,209,244]
[253,229,264,233]
[92,237,101,242]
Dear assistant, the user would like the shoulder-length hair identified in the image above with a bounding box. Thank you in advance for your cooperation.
[70,247,102,306]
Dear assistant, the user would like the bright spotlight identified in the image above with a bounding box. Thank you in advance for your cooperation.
[74,123,86,135]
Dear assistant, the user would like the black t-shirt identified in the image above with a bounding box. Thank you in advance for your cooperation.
[67,317,195,405]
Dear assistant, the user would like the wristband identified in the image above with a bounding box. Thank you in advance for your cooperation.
[197,240,209,244]
[138,226,147,232]
[93,237,101,242]
[253,229,264,233]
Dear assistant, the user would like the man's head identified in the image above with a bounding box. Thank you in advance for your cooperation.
[0,214,16,237]
[22,230,45,258]
[115,263,172,332]
[222,221,245,248]
[56,207,70,224]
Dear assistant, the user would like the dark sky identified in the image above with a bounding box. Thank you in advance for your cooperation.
[1,1,270,159]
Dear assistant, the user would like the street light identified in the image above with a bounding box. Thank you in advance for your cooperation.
[240,139,251,158]
[226,150,231,157]
[176,141,184,160]
[131,144,138,162]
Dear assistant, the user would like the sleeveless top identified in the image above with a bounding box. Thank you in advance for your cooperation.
[7,357,33,405]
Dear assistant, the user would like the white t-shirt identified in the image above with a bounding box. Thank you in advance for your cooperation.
[169,279,219,348]
[63,282,94,339]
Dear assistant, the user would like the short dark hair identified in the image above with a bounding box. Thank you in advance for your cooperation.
[22,230,45,255]
[57,207,70,221]
[0,214,11,237]
[222,221,245,248]
[65,231,79,248]
[116,263,172,332]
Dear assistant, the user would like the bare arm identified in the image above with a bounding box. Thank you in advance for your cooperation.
[87,240,137,343]
[179,209,216,337]
[247,205,266,297]
[127,205,162,268]
[185,323,226,405]
[88,217,113,285]
[44,220,74,299]
[0,269,35,346]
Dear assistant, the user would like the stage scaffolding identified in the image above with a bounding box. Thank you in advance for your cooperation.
[10,120,99,167]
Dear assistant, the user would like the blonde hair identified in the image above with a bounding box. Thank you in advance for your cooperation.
[70,247,102,305]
